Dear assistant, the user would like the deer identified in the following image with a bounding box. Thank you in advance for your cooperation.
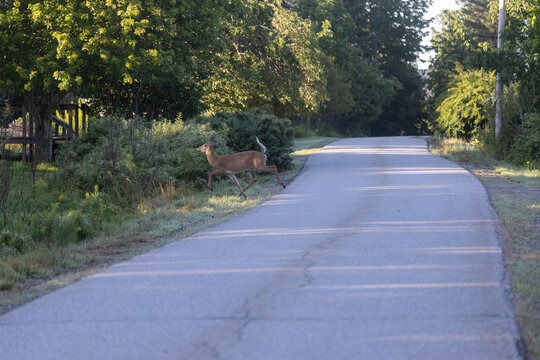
[196,136,286,199]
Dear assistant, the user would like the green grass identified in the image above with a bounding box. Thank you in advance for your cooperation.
[292,136,338,152]
[428,137,488,163]
[495,166,540,187]
[0,136,332,314]
[492,193,540,358]
[429,137,540,186]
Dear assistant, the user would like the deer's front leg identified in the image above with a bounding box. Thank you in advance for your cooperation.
[208,169,225,189]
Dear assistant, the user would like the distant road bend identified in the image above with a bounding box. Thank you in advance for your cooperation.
[0,137,524,359]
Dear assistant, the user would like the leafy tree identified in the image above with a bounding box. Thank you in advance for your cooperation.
[461,0,498,46]
[38,0,225,118]
[427,1,496,127]
[295,0,399,135]
[427,10,471,110]
[202,0,327,118]
[344,0,432,135]
[435,67,495,140]
[346,0,432,67]
[0,0,71,161]
[0,0,225,161]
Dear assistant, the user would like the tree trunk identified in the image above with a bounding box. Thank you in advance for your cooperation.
[24,92,62,163]
[495,0,505,140]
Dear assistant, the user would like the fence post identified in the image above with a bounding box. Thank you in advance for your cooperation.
[74,104,79,136]
[82,104,87,133]
[22,106,27,162]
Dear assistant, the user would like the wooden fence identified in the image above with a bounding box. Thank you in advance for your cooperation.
[1,103,89,161]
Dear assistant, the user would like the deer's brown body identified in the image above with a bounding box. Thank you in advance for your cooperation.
[196,137,285,198]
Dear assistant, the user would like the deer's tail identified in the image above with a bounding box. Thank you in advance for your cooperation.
[256,137,266,154]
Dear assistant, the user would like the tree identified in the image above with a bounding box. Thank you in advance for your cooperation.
[427,1,496,125]
[42,0,225,119]
[1,0,227,163]
[201,0,328,118]
[0,1,72,161]
[428,0,539,140]
[294,0,399,135]
[495,0,506,140]
[344,0,432,135]
[435,67,496,140]
[427,9,471,113]
[460,0,498,46]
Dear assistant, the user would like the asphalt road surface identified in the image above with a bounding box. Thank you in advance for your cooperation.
[0,137,523,360]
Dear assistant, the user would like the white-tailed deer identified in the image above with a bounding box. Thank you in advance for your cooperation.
[196,136,286,198]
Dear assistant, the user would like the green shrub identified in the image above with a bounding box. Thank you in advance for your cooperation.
[0,229,30,254]
[56,210,94,246]
[190,108,294,170]
[435,67,496,141]
[56,116,217,203]
[510,113,540,167]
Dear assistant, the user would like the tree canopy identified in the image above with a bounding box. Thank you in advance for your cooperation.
[427,0,540,164]
[1,0,434,160]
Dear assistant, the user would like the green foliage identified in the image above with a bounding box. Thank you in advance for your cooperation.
[202,0,327,118]
[427,9,471,109]
[428,0,540,166]
[2,0,433,142]
[295,0,400,136]
[507,112,540,166]
[435,67,496,140]
[345,0,431,136]
[57,116,216,201]
[190,108,294,170]
[0,229,30,255]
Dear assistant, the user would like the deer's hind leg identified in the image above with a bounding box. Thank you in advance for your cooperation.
[261,165,285,189]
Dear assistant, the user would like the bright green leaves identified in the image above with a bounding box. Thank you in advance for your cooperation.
[428,0,540,145]
[435,67,496,140]
[202,0,327,118]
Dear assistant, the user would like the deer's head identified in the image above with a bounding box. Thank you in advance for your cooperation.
[196,136,215,153]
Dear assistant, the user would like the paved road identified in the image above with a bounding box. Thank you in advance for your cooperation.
[0,137,523,360]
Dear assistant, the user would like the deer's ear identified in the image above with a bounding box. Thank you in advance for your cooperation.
[209,136,216,145]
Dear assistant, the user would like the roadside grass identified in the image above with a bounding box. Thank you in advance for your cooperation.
[495,166,540,187]
[0,136,337,314]
[429,137,540,186]
[429,137,540,359]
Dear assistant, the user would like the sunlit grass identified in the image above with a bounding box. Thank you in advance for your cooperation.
[492,194,540,356]
[429,137,540,186]
[292,147,326,156]
[292,136,338,152]
[496,166,540,187]
[428,137,485,162]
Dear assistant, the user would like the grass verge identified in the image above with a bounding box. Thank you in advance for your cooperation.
[429,137,540,359]
[0,136,338,315]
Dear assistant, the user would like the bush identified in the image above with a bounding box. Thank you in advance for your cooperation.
[55,210,94,246]
[56,116,216,204]
[434,67,496,141]
[510,113,540,167]
[190,108,294,170]
[0,229,30,255]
